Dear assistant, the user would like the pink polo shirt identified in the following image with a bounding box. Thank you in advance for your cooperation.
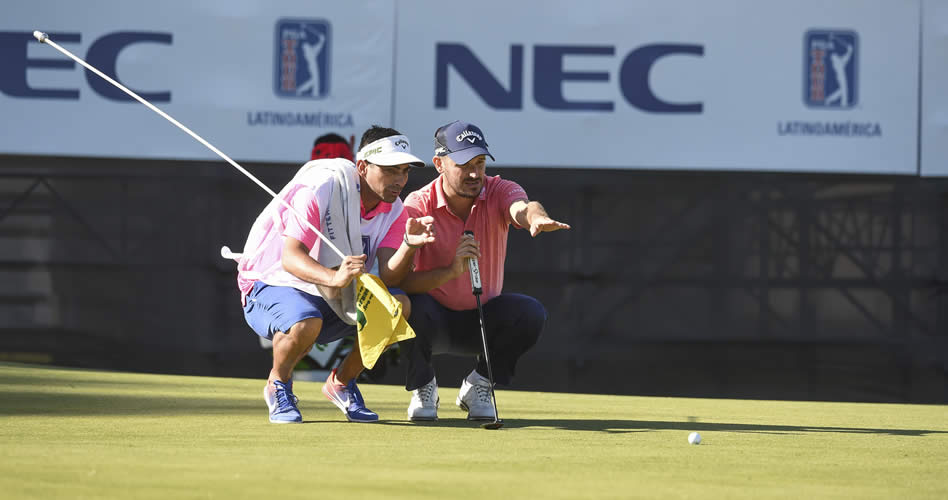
[236,187,407,305]
[404,175,527,311]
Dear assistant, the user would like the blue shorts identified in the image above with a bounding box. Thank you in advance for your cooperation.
[243,281,405,343]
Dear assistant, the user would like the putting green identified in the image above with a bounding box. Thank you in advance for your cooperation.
[1,363,946,499]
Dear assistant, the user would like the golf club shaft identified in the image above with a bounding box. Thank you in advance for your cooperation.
[463,231,502,424]
[33,31,346,261]
[474,295,500,421]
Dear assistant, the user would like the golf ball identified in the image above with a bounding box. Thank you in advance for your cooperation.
[688,432,702,445]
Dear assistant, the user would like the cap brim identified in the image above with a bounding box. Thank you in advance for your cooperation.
[370,151,426,168]
[446,146,494,165]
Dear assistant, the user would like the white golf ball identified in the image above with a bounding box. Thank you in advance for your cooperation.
[688,432,702,445]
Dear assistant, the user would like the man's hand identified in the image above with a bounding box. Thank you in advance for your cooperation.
[450,233,481,278]
[405,216,436,248]
[328,254,367,288]
[510,200,571,237]
[529,216,570,237]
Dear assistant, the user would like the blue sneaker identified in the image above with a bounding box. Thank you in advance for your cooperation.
[345,379,379,422]
[264,380,302,424]
[321,369,379,423]
[286,380,299,406]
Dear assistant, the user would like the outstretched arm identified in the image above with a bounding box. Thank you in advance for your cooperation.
[841,43,853,64]
[509,200,571,237]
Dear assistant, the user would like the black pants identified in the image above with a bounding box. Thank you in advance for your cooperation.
[404,293,546,391]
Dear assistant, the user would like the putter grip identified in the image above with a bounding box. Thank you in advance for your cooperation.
[464,230,482,295]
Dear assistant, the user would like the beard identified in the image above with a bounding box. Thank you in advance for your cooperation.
[454,178,482,198]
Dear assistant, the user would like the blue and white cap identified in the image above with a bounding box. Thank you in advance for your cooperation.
[434,121,495,165]
[356,135,425,167]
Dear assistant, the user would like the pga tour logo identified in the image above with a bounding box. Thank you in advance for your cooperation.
[804,30,858,108]
[275,19,331,99]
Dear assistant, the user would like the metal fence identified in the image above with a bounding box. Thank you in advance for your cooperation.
[2,155,946,402]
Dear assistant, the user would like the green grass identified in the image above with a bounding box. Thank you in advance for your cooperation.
[1,362,946,499]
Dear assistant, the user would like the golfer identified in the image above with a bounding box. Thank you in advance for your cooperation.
[399,120,569,421]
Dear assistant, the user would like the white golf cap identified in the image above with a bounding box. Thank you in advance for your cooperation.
[356,135,426,167]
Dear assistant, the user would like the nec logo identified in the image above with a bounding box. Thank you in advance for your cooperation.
[275,19,331,99]
[0,31,172,101]
[804,30,858,108]
[435,43,703,113]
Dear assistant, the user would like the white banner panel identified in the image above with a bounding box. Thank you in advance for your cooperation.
[393,0,920,173]
[0,1,394,163]
[922,0,948,176]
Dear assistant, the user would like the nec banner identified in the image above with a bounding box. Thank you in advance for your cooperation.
[432,43,704,113]
[394,0,920,173]
[921,0,948,177]
[0,0,925,174]
[0,1,393,163]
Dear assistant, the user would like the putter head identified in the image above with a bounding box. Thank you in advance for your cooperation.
[482,420,504,430]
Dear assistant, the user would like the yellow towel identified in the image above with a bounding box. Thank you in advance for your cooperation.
[356,274,415,369]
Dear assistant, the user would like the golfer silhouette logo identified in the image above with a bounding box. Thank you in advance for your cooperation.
[804,30,858,108]
[274,19,331,99]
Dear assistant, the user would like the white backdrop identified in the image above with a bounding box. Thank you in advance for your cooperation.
[394,0,920,173]
[0,0,930,174]
[922,0,948,177]
[0,1,394,163]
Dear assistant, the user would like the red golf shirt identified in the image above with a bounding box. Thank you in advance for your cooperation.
[404,175,527,311]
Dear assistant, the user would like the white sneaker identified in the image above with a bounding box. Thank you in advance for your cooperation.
[407,376,439,421]
[456,372,495,421]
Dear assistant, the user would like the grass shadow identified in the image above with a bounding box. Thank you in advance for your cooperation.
[377,418,498,429]
[500,418,948,437]
[0,389,255,417]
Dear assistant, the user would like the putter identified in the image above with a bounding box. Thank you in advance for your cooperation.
[464,231,504,430]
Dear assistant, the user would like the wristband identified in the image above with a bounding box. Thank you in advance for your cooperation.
[403,232,422,249]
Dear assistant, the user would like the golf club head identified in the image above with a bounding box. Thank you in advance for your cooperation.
[482,420,504,430]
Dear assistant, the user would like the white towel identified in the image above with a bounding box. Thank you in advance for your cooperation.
[223,159,362,324]
[303,160,361,324]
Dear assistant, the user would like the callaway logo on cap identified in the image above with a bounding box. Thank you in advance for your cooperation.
[434,120,495,165]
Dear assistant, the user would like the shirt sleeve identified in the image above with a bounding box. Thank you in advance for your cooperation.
[493,178,528,226]
[403,191,425,219]
[281,186,321,250]
[378,208,409,250]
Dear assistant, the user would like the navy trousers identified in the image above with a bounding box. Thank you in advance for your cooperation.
[404,293,546,391]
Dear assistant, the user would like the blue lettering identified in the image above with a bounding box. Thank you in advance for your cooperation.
[434,42,704,113]
[0,30,171,101]
[0,31,80,98]
[619,44,703,113]
[436,43,523,109]
[86,32,172,102]
[533,45,614,111]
